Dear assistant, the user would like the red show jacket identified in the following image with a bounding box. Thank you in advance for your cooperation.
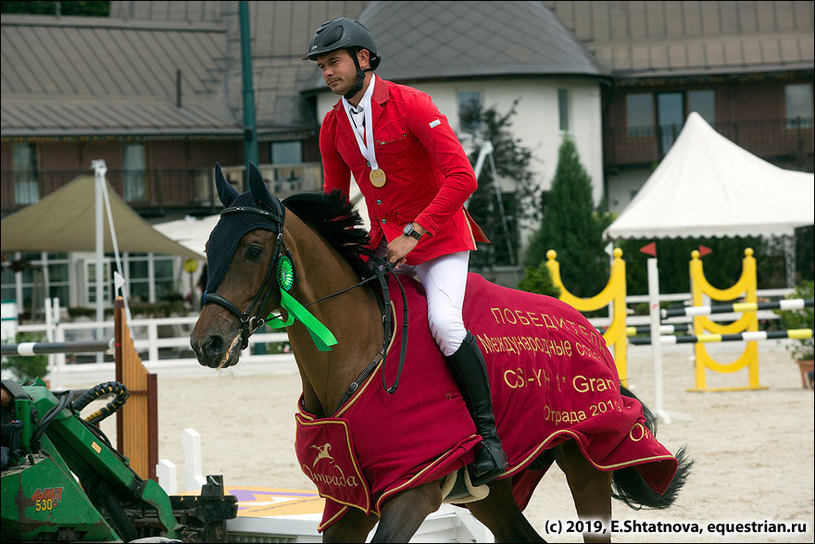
[320,76,488,265]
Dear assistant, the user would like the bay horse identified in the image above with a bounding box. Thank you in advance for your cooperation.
[191,163,692,542]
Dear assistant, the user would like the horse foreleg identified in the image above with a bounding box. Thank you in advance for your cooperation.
[554,440,612,543]
[321,507,378,543]
[465,477,545,543]
[369,480,443,542]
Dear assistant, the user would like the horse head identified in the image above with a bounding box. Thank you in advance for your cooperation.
[190,162,287,369]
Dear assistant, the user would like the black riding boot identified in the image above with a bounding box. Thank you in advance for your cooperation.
[445,331,508,486]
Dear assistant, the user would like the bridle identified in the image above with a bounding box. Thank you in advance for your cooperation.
[201,203,409,409]
[201,205,287,351]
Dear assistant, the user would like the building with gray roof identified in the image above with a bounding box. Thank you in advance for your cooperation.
[304,1,608,89]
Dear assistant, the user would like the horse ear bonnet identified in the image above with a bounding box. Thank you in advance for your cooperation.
[206,163,285,292]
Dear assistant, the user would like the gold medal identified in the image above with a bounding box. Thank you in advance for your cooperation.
[369,168,386,188]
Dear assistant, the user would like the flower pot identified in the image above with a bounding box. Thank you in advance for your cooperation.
[796,359,814,389]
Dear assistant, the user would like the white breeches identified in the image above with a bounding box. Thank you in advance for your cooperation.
[377,242,469,356]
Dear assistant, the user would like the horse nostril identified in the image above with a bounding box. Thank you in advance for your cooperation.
[203,335,224,360]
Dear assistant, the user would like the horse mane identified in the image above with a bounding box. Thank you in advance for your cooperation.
[282,190,374,279]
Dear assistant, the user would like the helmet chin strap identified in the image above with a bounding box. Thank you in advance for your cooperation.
[343,52,373,100]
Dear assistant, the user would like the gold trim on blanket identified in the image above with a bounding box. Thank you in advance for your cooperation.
[317,505,349,533]
[374,436,478,514]
[500,428,678,480]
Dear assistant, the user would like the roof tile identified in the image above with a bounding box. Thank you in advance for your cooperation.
[543,1,813,76]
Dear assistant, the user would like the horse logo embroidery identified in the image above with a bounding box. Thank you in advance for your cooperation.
[311,443,334,467]
[302,440,361,490]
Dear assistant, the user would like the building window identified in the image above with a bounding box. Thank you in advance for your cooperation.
[458,90,481,133]
[558,89,570,131]
[625,94,654,137]
[126,257,148,302]
[687,90,715,125]
[1,253,70,318]
[626,90,717,154]
[785,83,813,128]
[270,141,304,192]
[271,141,302,164]
[657,92,684,155]
[13,143,39,205]
[10,253,46,318]
[123,143,146,202]
[126,254,176,303]
[86,259,112,306]
[153,257,176,300]
[44,254,70,307]
[1,262,15,303]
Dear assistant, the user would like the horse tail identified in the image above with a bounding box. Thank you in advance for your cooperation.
[610,386,694,510]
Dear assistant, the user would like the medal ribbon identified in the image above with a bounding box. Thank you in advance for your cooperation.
[342,75,380,172]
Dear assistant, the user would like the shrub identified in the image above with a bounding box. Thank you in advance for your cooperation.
[774,281,814,361]
[2,332,49,380]
[518,261,561,299]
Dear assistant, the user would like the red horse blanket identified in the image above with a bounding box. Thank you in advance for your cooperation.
[295,273,678,531]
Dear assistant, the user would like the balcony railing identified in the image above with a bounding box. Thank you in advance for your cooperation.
[1,163,324,216]
[604,117,813,167]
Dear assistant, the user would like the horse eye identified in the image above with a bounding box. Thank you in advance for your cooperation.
[245,245,263,261]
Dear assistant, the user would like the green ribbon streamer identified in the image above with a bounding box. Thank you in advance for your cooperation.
[267,289,338,351]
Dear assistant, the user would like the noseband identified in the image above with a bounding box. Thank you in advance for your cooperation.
[201,205,286,350]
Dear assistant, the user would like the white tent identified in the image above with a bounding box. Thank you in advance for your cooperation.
[1,168,206,324]
[152,215,217,258]
[1,174,204,260]
[605,112,814,240]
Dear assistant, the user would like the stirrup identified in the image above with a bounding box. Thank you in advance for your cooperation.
[469,461,506,487]
[469,439,508,486]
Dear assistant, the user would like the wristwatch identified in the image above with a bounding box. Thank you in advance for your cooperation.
[403,223,423,241]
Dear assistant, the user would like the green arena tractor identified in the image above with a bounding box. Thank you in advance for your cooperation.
[1,378,237,542]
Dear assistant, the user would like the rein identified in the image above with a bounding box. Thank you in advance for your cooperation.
[203,201,409,409]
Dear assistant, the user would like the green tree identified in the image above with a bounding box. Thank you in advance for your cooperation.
[525,135,608,297]
[462,99,540,272]
[517,260,561,298]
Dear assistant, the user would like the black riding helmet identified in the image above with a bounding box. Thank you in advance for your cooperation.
[304,17,381,99]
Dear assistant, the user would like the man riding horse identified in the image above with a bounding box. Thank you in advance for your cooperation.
[305,17,508,486]
[190,17,692,542]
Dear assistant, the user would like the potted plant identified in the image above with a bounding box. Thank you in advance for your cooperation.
[775,281,814,389]
[1,331,49,383]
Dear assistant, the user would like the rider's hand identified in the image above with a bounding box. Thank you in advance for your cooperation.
[385,236,418,269]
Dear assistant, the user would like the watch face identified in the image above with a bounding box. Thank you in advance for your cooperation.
[403,224,421,240]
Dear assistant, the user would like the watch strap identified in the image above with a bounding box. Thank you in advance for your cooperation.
[403,223,422,241]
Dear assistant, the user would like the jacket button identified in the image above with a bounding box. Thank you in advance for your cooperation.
[381,219,387,224]
[376,199,382,205]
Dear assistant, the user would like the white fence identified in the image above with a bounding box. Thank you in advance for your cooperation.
[2,298,295,385]
[2,288,792,383]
